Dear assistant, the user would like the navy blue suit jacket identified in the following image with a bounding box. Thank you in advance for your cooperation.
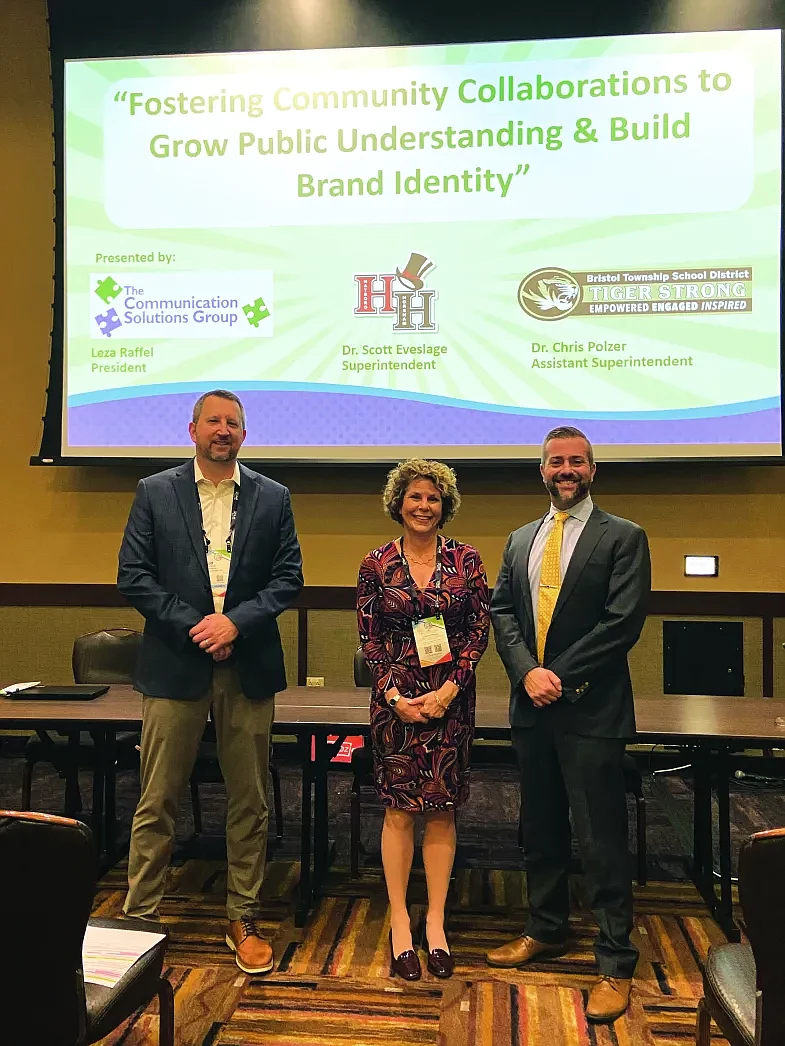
[117,460,303,700]
[491,505,651,738]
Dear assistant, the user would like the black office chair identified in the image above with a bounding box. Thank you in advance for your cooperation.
[696,827,785,1046]
[349,647,647,885]
[21,629,142,815]
[0,809,173,1046]
[19,628,283,841]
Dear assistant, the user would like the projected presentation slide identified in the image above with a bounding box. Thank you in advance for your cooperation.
[63,29,782,460]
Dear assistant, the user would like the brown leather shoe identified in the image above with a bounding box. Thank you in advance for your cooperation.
[585,976,632,1023]
[485,934,567,968]
[226,917,274,974]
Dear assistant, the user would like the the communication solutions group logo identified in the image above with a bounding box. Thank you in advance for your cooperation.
[354,252,438,332]
[518,268,581,321]
[91,274,273,338]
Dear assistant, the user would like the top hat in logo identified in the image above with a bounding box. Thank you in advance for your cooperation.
[518,267,581,321]
[396,253,434,291]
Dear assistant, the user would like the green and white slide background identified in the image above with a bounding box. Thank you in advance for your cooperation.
[63,29,781,456]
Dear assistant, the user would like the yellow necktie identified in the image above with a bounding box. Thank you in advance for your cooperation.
[537,511,570,664]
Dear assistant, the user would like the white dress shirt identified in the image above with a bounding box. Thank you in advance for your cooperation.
[194,459,240,611]
[528,495,594,630]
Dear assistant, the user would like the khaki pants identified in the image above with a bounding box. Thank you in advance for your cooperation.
[124,663,275,921]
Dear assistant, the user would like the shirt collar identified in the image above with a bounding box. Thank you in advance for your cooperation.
[548,493,593,522]
[193,458,241,487]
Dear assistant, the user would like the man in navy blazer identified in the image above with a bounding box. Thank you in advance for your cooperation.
[486,426,650,1023]
[118,389,303,974]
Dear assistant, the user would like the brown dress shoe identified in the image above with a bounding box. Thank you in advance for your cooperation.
[485,934,567,968]
[226,917,274,974]
[585,976,632,1023]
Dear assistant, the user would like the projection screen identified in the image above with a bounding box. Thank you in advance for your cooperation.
[59,28,783,461]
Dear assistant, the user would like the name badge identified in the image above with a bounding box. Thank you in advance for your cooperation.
[206,548,231,613]
[412,615,452,667]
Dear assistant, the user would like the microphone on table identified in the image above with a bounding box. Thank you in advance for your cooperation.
[734,769,784,785]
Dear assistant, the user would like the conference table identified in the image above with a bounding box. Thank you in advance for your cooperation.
[2,686,785,939]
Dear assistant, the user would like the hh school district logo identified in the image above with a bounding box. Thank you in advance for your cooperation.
[91,272,274,339]
[354,252,437,333]
[518,265,754,321]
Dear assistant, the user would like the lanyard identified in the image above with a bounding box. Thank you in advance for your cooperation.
[399,535,442,616]
[199,483,240,554]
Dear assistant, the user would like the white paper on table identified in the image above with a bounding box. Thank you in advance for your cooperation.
[82,926,166,988]
[0,681,42,696]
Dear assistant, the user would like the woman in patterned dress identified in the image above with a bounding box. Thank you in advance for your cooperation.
[357,459,490,980]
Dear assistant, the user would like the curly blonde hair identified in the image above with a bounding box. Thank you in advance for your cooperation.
[382,458,461,528]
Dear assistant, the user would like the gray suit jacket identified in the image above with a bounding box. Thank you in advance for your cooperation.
[117,460,303,700]
[491,505,651,738]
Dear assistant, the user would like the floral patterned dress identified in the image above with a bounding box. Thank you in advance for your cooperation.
[357,537,490,810]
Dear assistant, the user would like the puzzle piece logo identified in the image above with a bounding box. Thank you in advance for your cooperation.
[242,296,270,328]
[95,308,123,337]
[95,276,123,305]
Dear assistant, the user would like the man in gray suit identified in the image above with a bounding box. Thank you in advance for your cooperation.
[118,389,303,974]
[486,426,650,1023]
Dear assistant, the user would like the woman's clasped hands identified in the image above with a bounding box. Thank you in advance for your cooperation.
[387,685,457,722]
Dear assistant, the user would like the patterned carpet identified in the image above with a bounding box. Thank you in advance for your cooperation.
[2,748,760,1042]
[92,860,730,1046]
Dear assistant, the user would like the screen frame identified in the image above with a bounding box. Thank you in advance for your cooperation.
[38,2,785,468]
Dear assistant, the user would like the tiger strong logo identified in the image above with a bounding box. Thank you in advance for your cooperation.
[518,268,581,320]
[518,265,754,320]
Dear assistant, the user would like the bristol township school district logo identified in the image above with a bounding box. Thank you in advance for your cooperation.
[518,267,581,321]
[354,252,437,332]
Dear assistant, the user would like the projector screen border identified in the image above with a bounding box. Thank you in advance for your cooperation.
[39,5,785,468]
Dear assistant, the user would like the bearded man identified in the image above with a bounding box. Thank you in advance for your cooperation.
[118,390,302,974]
[486,426,651,1024]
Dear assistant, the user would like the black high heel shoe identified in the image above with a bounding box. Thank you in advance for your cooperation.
[389,929,421,981]
[422,924,454,979]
